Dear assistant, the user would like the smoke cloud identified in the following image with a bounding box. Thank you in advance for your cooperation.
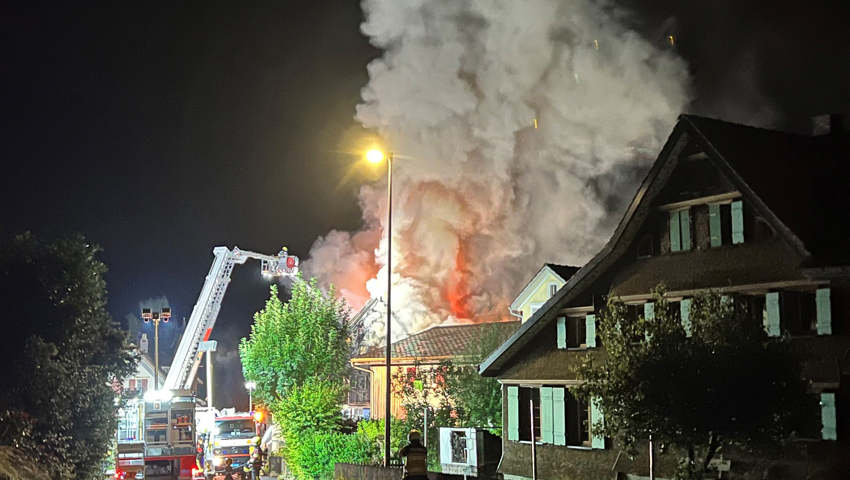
[304,0,690,341]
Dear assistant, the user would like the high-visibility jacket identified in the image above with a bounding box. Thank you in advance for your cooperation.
[399,441,428,477]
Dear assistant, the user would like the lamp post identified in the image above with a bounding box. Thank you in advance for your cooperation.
[367,148,394,467]
[141,307,171,389]
[245,381,257,411]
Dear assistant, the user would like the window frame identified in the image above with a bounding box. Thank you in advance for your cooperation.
[513,385,594,448]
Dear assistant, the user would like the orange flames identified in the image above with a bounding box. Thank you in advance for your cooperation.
[446,244,473,319]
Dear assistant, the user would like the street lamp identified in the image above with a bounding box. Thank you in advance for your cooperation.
[245,381,257,411]
[142,307,171,389]
[367,148,394,467]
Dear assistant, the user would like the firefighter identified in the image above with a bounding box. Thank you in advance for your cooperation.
[222,457,236,480]
[244,436,265,480]
[398,430,428,480]
[195,432,206,469]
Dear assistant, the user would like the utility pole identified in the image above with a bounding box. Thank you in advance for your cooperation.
[530,398,538,480]
[142,307,171,389]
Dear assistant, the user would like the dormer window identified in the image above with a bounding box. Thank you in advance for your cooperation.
[709,200,744,247]
[669,208,692,252]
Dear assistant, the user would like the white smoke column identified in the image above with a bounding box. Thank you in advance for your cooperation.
[305,0,690,340]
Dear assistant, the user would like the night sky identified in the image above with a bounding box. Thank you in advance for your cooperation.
[2,1,848,409]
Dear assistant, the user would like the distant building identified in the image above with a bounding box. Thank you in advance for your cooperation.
[510,264,579,323]
[349,321,519,420]
[480,114,850,479]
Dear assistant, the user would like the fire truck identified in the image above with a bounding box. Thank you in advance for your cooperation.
[196,409,267,479]
[116,246,298,480]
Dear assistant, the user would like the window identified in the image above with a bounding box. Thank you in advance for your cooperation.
[567,317,587,348]
[507,386,604,449]
[140,379,148,393]
[743,288,830,337]
[557,315,595,349]
[549,283,559,297]
[128,379,136,391]
[518,387,541,442]
[782,291,818,335]
[669,208,692,252]
[709,200,744,247]
[530,303,543,315]
[565,389,591,447]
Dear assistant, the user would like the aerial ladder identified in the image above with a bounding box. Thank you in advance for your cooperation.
[163,246,300,391]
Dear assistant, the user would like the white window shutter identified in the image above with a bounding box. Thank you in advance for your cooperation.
[644,302,655,320]
[766,292,781,337]
[507,386,519,441]
[709,204,722,247]
[557,317,567,349]
[585,315,596,348]
[590,396,605,449]
[816,288,832,335]
[731,200,744,244]
[540,387,554,444]
[439,428,453,464]
[669,211,681,252]
[679,299,692,337]
[821,393,837,441]
[553,388,566,446]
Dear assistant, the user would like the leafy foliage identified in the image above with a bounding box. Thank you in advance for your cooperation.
[283,419,407,480]
[443,322,507,433]
[393,364,455,471]
[239,278,351,479]
[391,323,509,470]
[576,286,817,479]
[0,233,138,479]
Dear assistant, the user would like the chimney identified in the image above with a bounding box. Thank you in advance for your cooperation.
[812,114,844,136]
[140,333,149,354]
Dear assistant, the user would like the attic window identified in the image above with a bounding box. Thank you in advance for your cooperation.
[709,200,744,247]
[637,234,653,258]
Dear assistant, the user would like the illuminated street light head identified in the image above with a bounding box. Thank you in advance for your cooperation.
[245,381,257,391]
[366,149,384,163]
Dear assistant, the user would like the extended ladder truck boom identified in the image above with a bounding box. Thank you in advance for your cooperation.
[164,246,300,391]
[115,246,298,480]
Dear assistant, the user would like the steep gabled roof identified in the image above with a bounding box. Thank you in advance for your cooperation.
[479,114,850,376]
[546,264,581,282]
[510,263,580,311]
[683,115,850,265]
[351,321,519,365]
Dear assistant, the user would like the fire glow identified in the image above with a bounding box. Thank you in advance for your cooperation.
[303,0,690,343]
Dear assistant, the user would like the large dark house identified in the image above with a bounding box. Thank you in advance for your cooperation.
[479,114,850,479]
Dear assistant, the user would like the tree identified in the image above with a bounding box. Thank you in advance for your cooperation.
[0,233,138,479]
[391,323,510,470]
[576,287,818,479]
[239,278,351,479]
[392,363,455,471]
[444,322,507,433]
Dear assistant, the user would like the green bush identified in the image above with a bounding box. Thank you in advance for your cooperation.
[283,419,409,480]
[284,431,372,480]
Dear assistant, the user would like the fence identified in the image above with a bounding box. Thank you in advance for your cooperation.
[334,463,494,480]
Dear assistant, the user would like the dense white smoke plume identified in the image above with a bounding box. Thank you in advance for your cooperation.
[305,0,690,341]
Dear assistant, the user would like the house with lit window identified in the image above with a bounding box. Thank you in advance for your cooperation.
[510,264,579,323]
[479,114,850,479]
